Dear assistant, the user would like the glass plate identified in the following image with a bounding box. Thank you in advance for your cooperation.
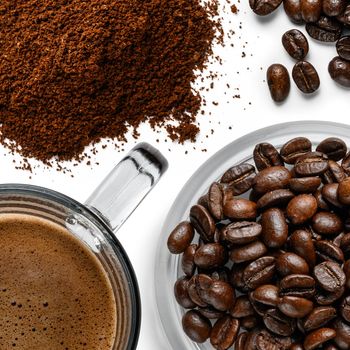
[155,120,350,349]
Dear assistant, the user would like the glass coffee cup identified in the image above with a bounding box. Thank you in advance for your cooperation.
[0,143,167,350]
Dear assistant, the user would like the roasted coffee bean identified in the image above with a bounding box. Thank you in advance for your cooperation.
[287,194,317,225]
[280,274,316,299]
[337,4,350,26]
[204,280,236,312]
[257,189,295,210]
[229,295,255,318]
[289,177,321,193]
[329,56,350,88]
[254,166,291,195]
[317,138,347,162]
[315,189,331,210]
[341,233,350,257]
[333,232,345,246]
[254,143,284,171]
[306,16,342,42]
[194,243,227,269]
[290,229,316,267]
[338,178,350,205]
[276,252,310,276]
[284,0,304,23]
[263,308,296,336]
[243,256,276,289]
[304,328,337,350]
[174,276,197,309]
[323,160,347,184]
[282,29,309,60]
[230,240,268,263]
[249,0,283,15]
[187,274,213,307]
[294,152,329,176]
[197,194,209,210]
[210,316,240,350]
[250,284,280,308]
[198,307,225,320]
[315,240,344,264]
[334,318,350,350]
[301,0,322,22]
[280,137,312,164]
[337,36,350,61]
[240,315,259,329]
[344,260,350,288]
[208,182,224,221]
[312,212,343,235]
[314,261,346,292]
[303,306,337,332]
[167,221,195,254]
[266,64,291,102]
[323,0,347,16]
[221,221,262,245]
[292,61,320,94]
[341,296,350,322]
[221,163,256,196]
[322,183,345,208]
[315,286,345,305]
[278,296,313,318]
[261,208,288,248]
[182,244,198,277]
[223,197,257,220]
[255,329,293,350]
[234,332,248,350]
[190,205,216,243]
[342,152,350,175]
[229,264,248,292]
[182,310,212,343]
[210,267,230,283]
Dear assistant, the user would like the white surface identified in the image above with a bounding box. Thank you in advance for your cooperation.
[0,0,349,348]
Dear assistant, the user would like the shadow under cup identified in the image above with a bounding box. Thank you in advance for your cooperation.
[0,185,140,350]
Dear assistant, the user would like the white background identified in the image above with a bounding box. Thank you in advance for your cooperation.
[1,0,349,348]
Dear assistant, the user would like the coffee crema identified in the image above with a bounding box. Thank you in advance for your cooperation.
[0,214,116,349]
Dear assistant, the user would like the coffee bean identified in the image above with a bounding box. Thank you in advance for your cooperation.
[340,233,350,258]
[280,274,316,299]
[255,329,293,350]
[208,182,224,221]
[190,205,216,243]
[314,261,346,292]
[317,138,347,162]
[221,221,262,245]
[342,151,350,175]
[334,318,350,350]
[303,306,337,332]
[301,0,322,22]
[312,212,343,235]
[182,310,212,343]
[315,286,345,305]
[229,295,255,318]
[167,221,194,254]
[194,243,227,269]
[329,57,350,88]
[261,208,288,248]
[174,276,197,309]
[287,194,317,225]
[263,308,296,336]
[229,264,248,292]
[289,177,321,193]
[221,163,256,196]
[210,316,240,350]
[278,296,313,318]
[243,256,276,289]
[344,260,350,289]
[338,178,350,205]
[254,166,291,195]
[284,0,304,23]
[249,0,283,15]
[322,183,345,208]
[205,280,236,311]
[294,152,329,177]
[323,160,347,184]
[276,252,310,276]
[254,143,284,171]
[240,315,259,329]
[223,197,257,220]
[182,244,198,277]
[292,61,320,94]
[315,189,331,210]
[257,189,295,209]
[267,64,290,102]
[304,328,337,350]
[234,332,248,350]
[337,36,350,61]
[210,267,230,283]
[188,274,213,307]
[250,284,280,310]
[197,194,209,210]
[341,296,350,323]
[198,307,225,320]
[306,16,342,42]
[282,29,309,60]
[315,240,344,264]
[230,240,268,263]
[280,137,312,164]
[337,4,350,26]
[323,0,347,16]
[290,229,316,267]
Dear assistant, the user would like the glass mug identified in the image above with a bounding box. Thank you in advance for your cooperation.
[0,143,167,350]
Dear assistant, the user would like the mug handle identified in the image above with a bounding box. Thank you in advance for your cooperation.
[85,143,168,232]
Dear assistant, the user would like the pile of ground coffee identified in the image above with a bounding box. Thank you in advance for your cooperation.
[0,0,221,163]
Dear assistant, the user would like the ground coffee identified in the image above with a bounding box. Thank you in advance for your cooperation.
[0,0,220,163]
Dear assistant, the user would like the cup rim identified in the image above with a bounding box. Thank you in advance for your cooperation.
[0,183,141,350]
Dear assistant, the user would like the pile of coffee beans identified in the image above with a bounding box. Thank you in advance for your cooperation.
[250,0,350,101]
[167,136,350,349]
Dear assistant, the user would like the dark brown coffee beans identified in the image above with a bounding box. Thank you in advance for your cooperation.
[182,244,198,276]
[287,194,317,225]
[257,189,295,209]
[317,138,348,162]
[290,229,316,267]
[263,308,296,336]
[341,296,350,322]
[329,56,350,88]
[292,61,320,93]
[208,182,224,220]
[323,0,347,16]
[334,318,350,350]
[254,143,284,171]
[190,205,216,242]
[276,252,310,276]
[254,166,291,194]
[303,306,337,332]
[301,0,322,22]
[304,328,336,350]
[314,261,346,292]
[284,0,303,23]
[167,221,194,254]
[221,163,256,195]
[294,152,329,176]
[278,295,314,318]
[194,243,227,269]
[289,177,321,193]
[312,212,343,235]
[338,178,350,205]
[249,0,283,15]
[182,310,212,343]
[261,208,288,248]
[279,274,316,298]
[337,36,350,61]
[306,16,342,42]
[243,256,276,289]
[282,29,309,60]
[221,221,262,245]
[266,64,291,102]
[210,316,240,350]
[280,137,312,164]
[223,197,257,220]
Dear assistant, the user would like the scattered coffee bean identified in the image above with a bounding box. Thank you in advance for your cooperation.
[208,182,224,221]
[282,29,309,60]
[329,56,350,88]
[314,240,344,264]
[292,61,320,93]
[243,256,276,289]
[266,64,291,102]
[324,0,347,16]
